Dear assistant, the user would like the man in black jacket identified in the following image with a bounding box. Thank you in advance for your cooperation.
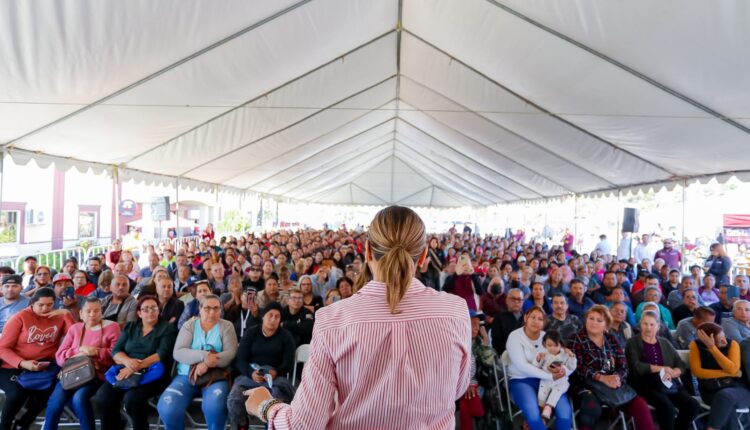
[281,288,314,346]
[491,288,524,354]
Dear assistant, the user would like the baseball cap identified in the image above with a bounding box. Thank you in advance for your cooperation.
[185,276,208,288]
[2,274,23,286]
[517,256,527,263]
[52,273,72,284]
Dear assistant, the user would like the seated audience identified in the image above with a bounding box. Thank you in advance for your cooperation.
[721,300,750,342]
[570,305,655,430]
[227,302,295,429]
[157,294,238,430]
[546,293,581,341]
[491,288,524,355]
[94,295,177,430]
[0,288,74,430]
[689,322,750,430]
[675,306,717,349]
[44,297,121,430]
[625,310,699,430]
[0,275,29,334]
[101,274,138,328]
[281,287,315,346]
[506,306,572,430]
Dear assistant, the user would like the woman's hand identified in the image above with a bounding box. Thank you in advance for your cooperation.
[122,357,142,371]
[19,360,43,371]
[598,374,621,388]
[46,309,70,318]
[697,329,716,349]
[204,353,219,368]
[116,366,135,381]
[78,346,98,357]
[551,364,566,380]
[464,384,478,399]
[251,370,266,384]
[194,362,208,377]
[536,352,546,362]
[244,387,273,418]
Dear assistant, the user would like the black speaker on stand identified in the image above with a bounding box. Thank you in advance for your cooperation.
[622,208,639,233]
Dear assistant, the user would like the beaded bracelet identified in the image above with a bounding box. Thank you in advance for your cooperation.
[260,398,283,423]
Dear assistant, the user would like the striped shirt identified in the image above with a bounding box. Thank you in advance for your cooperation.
[268,278,472,429]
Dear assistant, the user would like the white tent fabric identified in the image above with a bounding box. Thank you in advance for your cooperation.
[2,0,750,207]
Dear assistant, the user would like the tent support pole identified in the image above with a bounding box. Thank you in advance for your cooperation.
[681,180,687,268]
[574,194,578,250]
[176,177,180,240]
[0,150,5,220]
[113,166,120,240]
[616,189,622,251]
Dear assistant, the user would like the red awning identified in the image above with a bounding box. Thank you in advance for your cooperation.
[723,214,750,228]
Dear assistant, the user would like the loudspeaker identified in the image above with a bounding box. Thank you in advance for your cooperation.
[151,196,170,222]
[622,208,639,233]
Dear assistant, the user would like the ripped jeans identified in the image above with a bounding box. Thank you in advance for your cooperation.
[156,375,229,430]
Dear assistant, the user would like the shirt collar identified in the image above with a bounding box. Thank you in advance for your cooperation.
[356,278,427,297]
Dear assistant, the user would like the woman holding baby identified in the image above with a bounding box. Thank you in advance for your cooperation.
[505,306,574,430]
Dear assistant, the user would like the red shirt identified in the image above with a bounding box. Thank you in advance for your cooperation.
[268,279,472,429]
[74,283,96,297]
[0,307,74,369]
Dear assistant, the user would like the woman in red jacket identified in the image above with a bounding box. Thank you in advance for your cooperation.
[0,288,74,430]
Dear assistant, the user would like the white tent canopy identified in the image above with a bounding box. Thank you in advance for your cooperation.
[2,0,750,207]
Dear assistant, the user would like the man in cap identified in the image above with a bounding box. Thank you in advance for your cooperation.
[51,273,81,320]
[0,275,29,334]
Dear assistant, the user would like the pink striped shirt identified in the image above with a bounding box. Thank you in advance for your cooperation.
[268,278,472,429]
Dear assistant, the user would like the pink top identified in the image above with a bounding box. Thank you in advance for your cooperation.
[55,320,121,379]
[268,279,472,430]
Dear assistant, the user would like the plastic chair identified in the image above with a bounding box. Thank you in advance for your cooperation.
[292,344,311,385]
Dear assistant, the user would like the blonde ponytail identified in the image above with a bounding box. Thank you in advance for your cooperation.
[357,206,426,314]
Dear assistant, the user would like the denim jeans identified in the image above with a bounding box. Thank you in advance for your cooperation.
[509,377,572,430]
[43,380,102,430]
[156,375,229,430]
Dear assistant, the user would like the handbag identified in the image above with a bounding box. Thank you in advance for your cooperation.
[586,379,637,408]
[60,325,102,390]
[698,377,741,395]
[17,363,61,391]
[105,362,165,390]
[188,347,229,387]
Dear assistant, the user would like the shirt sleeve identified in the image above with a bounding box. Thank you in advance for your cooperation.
[55,324,79,366]
[156,323,178,363]
[689,341,741,379]
[507,330,552,380]
[0,314,25,368]
[268,325,338,430]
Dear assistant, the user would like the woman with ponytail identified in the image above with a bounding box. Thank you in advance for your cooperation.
[243,206,473,429]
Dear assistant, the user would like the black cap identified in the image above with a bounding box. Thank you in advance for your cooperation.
[261,301,282,317]
[24,256,37,262]
[2,274,23,285]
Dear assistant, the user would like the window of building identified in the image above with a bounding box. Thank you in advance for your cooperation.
[0,210,19,244]
[78,211,97,239]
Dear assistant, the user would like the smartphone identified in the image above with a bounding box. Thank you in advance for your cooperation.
[37,361,51,369]
[65,286,75,299]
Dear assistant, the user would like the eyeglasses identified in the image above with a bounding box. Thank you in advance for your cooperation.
[140,306,159,312]
[509,297,524,302]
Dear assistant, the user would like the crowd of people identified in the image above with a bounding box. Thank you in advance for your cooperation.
[0,223,747,429]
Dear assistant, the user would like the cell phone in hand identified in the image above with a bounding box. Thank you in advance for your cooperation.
[37,361,51,369]
[65,286,75,299]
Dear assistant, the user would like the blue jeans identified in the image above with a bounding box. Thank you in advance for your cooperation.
[510,377,572,430]
[156,375,229,430]
[43,379,101,430]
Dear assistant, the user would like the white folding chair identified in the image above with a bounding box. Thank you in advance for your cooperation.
[292,344,311,386]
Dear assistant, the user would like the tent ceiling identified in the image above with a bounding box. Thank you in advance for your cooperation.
[2,0,750,207]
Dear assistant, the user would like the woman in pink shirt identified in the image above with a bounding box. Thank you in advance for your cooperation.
[244,206,473,429]
[43,297,121,430]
